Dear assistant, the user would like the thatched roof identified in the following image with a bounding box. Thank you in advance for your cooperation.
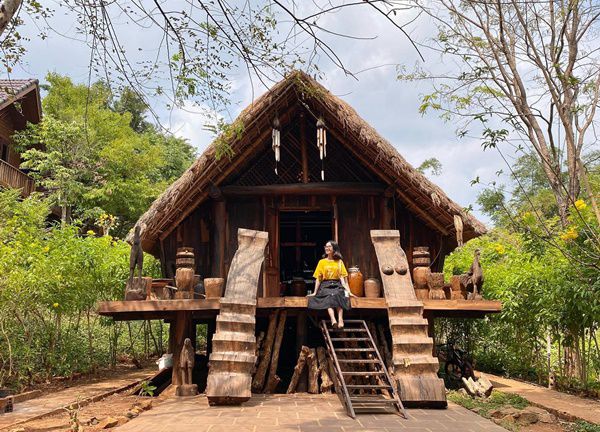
[135,71,486,255]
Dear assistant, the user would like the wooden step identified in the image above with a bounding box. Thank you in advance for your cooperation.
[329,328,368,332]
[349,397,397,404]
[338,359,379,364]
[341,371,385,376]
[330,338,371,342]
[347,384,393,390]
[335,348,375,352]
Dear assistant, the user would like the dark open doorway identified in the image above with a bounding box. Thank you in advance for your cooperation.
[279,211,332,295]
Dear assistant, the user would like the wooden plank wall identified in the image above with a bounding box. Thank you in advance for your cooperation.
[161,192,453,292]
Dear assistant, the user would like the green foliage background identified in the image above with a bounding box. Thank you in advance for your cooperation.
[0,74,198,390]
[441,191,600,390]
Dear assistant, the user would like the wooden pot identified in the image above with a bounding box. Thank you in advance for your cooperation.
[347,266,364,297]
[175,268,195,299]
[413,266,430,290]
[364,278,381,298]
[204,278,225,298]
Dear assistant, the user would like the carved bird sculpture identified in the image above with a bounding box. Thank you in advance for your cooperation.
[468,249,484,299]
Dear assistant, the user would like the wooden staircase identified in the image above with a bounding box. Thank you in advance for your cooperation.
[320,319,406,419]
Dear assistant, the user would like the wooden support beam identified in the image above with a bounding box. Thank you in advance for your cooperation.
[300,112,308,183]
[221,182,386,196]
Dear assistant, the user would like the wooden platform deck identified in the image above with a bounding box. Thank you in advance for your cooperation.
[97,297,501,321]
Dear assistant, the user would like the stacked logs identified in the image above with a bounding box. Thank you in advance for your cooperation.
[286,346,335,394]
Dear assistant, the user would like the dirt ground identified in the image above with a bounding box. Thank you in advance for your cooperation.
[8,392,161,432]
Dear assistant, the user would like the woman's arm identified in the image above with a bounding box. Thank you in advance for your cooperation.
[308,279,320,297]
[340,276,356,297]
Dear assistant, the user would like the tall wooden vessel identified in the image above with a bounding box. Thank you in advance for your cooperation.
[371,230,447,407]
[206,229,269,405]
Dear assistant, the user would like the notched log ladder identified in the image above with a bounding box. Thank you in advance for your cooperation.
[371,230,447,407]
[206,228,269,405]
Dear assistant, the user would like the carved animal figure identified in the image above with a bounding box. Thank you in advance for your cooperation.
[180,338,195,385]
[468,249,483,299]
[129,225,143,282]
[454,215,464,247]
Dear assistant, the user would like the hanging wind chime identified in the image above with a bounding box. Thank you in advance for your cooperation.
[316,116,327,180]
[272,115,281,175]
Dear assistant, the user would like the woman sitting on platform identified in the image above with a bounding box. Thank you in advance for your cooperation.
[307,240,355,328]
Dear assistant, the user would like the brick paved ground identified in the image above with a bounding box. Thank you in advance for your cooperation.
[483,372,600,425]
[116,393,507,432]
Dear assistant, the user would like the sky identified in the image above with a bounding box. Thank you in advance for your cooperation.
[9,1,511,226]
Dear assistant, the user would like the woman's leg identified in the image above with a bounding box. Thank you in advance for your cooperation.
[327,308,337,326]
[337,307,344,328]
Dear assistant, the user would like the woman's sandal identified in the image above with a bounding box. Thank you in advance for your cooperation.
[331,320,338,328]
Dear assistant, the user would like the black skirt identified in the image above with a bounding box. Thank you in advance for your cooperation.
[308,280,350,310]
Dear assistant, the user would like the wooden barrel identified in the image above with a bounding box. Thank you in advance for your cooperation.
[176,247,195,268]
[205,278,225,298]
[412,246,430,267]
[347,266,364,297]
[364,278,381,298]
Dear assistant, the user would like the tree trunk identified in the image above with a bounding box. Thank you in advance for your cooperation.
[0,0,21,37]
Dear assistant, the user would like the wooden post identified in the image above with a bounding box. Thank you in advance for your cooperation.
[212,199,227,278]
[296,313,307,356]
[264,310,287,393]
[287,346,310,393]
[252,311,278,392]
[206,319,216,357]
[307,348,319,394]
[317,347,333,393]
[427,317,436,356]
[300,112,308,184]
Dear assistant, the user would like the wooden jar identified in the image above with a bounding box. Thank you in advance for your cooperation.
[204,278,225,298]
[175,248,195,299]
[347,266,364,297]
[412,246,431,301]
[428,272,446,300]
[364,278,381,298]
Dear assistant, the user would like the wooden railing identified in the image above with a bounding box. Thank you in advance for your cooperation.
[0,159,35,196]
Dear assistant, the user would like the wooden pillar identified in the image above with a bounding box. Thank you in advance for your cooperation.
[212,199,227,278]
[206,318,217,357]
[171,311,194,386]
[296,312,307,356]
[300,112,308,183]
[427,317,436,356]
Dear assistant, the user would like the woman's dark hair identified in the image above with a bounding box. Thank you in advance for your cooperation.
[323,240,343,260]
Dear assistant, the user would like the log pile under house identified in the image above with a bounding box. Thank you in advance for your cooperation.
[98,71,501,410]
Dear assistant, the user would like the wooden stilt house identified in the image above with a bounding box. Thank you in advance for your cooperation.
[99,71,500,410]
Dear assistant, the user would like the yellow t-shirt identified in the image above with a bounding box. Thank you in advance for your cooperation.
[313,259,348,281]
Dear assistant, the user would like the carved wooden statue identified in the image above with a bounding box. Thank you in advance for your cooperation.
[124,225,147,300]
[176,338,198,396]
[180,338,195,385]
[453,215,464,248]
[467,249,484,300]
[129,225,144,282]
